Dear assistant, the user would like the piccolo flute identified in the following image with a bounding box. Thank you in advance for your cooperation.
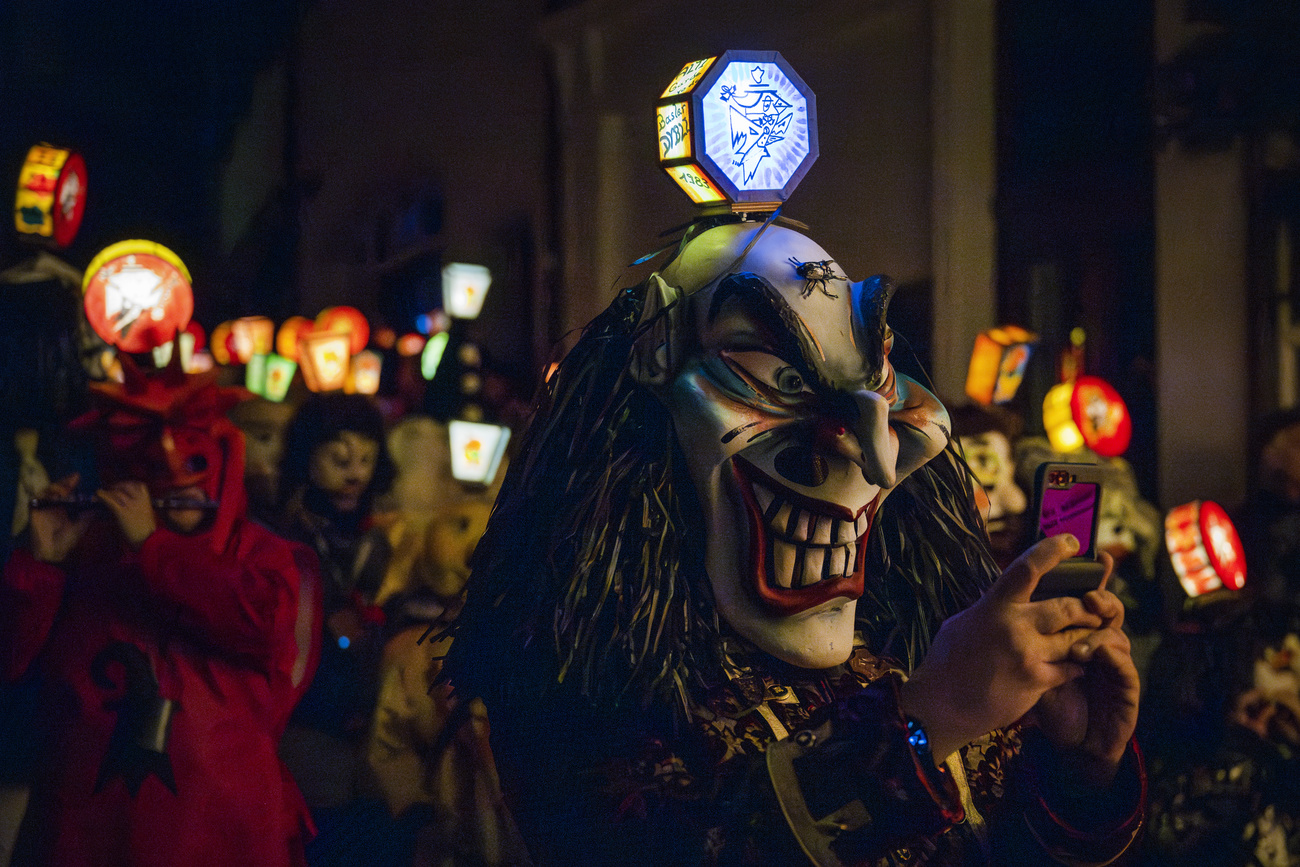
[29,494,220,512]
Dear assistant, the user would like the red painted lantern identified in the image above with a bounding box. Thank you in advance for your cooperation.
[315,306,369,356]
[1043,375,1132,457]
[14,144,87,248]
[1165,500,1246,598]
[82,240,194,354]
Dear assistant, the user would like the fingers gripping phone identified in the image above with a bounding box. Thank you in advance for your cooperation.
[1030,462,1106,601]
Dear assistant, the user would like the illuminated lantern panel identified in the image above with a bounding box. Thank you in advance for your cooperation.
[965,325,1037,405]
[657,50,817,211]
[151,330,196,371]
[421,331,450,380]
[276,315,314,361]
[348,349,382,395]
[14,144,87,248]
[1042,375,1132,457]
[442,263,492,319]
[210,321,234,366]
[232,316,276,365]
[246,353,269,395]
[449,420,511,486]
[298,330,351,392]
[263,354,297,403]
[315,306,369,356]
[1165,500,1247,597]
[82,240,194,354]
[1071,376,1131,457]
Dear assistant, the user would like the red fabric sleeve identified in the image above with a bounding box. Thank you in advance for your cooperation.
[0,548,67,681]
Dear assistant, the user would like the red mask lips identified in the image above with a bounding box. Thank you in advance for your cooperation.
[732,456,878,615]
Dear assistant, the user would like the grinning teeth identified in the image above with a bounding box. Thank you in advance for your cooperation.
[855,510,870,538]
[774,539,797,589]
[754,485,775,515]
[844,541,856,576]
[802,546,825,587]
[773,502,793,536]
[812,515,832,545]
[792,510,811,542]
[828,544,847,577]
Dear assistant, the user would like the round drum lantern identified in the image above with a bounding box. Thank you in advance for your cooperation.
[1165,500,1246,598]
[14,144,87,248]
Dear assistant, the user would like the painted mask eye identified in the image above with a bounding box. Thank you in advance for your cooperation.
[775,366,805,395]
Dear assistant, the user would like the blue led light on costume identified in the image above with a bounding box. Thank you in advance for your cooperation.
[906,716,931,756]
[338,636,350,650]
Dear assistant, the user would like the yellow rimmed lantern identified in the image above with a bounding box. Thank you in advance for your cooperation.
[82,240,194,355]
[657,50,817,213]
[1043,375,1132,457]
[1165,501,1246,598]
[14,144,87,248]
[965,325,1037,405]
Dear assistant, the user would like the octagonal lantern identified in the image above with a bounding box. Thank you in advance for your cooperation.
[657,50,817,211]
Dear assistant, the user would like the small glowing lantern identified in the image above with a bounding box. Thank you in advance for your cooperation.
[276,315,314,361]
[442,263,492,319]
[657,50,817,211]
[298,329,351,392]
[210,321,234,366]
[315,306,369,355]
[231,315,276,365]
[449,420,510,487]
[263,354,297,403]
[421,331,450,381]
[14,144,87,247]
[246,353,269,395]
[1165,500,1246,597]
[965,326,1037,405]
[151,330,196,370]
[82,240,194,354]
[348,349,382,395]
[1042,375,1132,457]
[397,333,427,357]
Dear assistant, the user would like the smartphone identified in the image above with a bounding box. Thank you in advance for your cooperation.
[1030,462,1105,601]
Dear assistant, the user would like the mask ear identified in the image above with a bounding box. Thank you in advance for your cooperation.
[629,273,686,387]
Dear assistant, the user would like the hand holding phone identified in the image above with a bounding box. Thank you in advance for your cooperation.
[1029,462,1106,601]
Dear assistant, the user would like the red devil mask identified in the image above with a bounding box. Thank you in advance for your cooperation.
[69,354,249,552]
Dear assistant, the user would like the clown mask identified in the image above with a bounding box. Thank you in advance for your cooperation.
[636,223,950,669]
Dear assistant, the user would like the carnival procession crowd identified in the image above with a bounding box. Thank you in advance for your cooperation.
[0,229,1298,867]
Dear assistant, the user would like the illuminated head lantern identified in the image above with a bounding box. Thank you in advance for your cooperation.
[70,356,248,549]
[629,221,951,667]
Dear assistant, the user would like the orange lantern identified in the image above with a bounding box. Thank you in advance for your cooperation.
[210,321,234,366]
[14,144,87,248]
[82,240,194,354]
[231,315,276,365]
[276,315,314,362]
[1165,501,1246,598]
[347,349,382,395]
[964,326,1037,405]
[315,306,369,355]
[1043,375,1131,457]
[298,330,351,392]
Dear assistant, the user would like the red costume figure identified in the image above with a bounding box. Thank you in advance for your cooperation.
[0,358,321,867]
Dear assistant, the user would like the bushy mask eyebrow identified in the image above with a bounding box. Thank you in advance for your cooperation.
[707,272,814,372]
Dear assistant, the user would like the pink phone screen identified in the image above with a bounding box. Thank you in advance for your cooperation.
[1039,482,1098,557]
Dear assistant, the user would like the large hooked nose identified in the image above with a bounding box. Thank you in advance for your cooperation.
[817,390,898,489]
[818,379,950,490]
